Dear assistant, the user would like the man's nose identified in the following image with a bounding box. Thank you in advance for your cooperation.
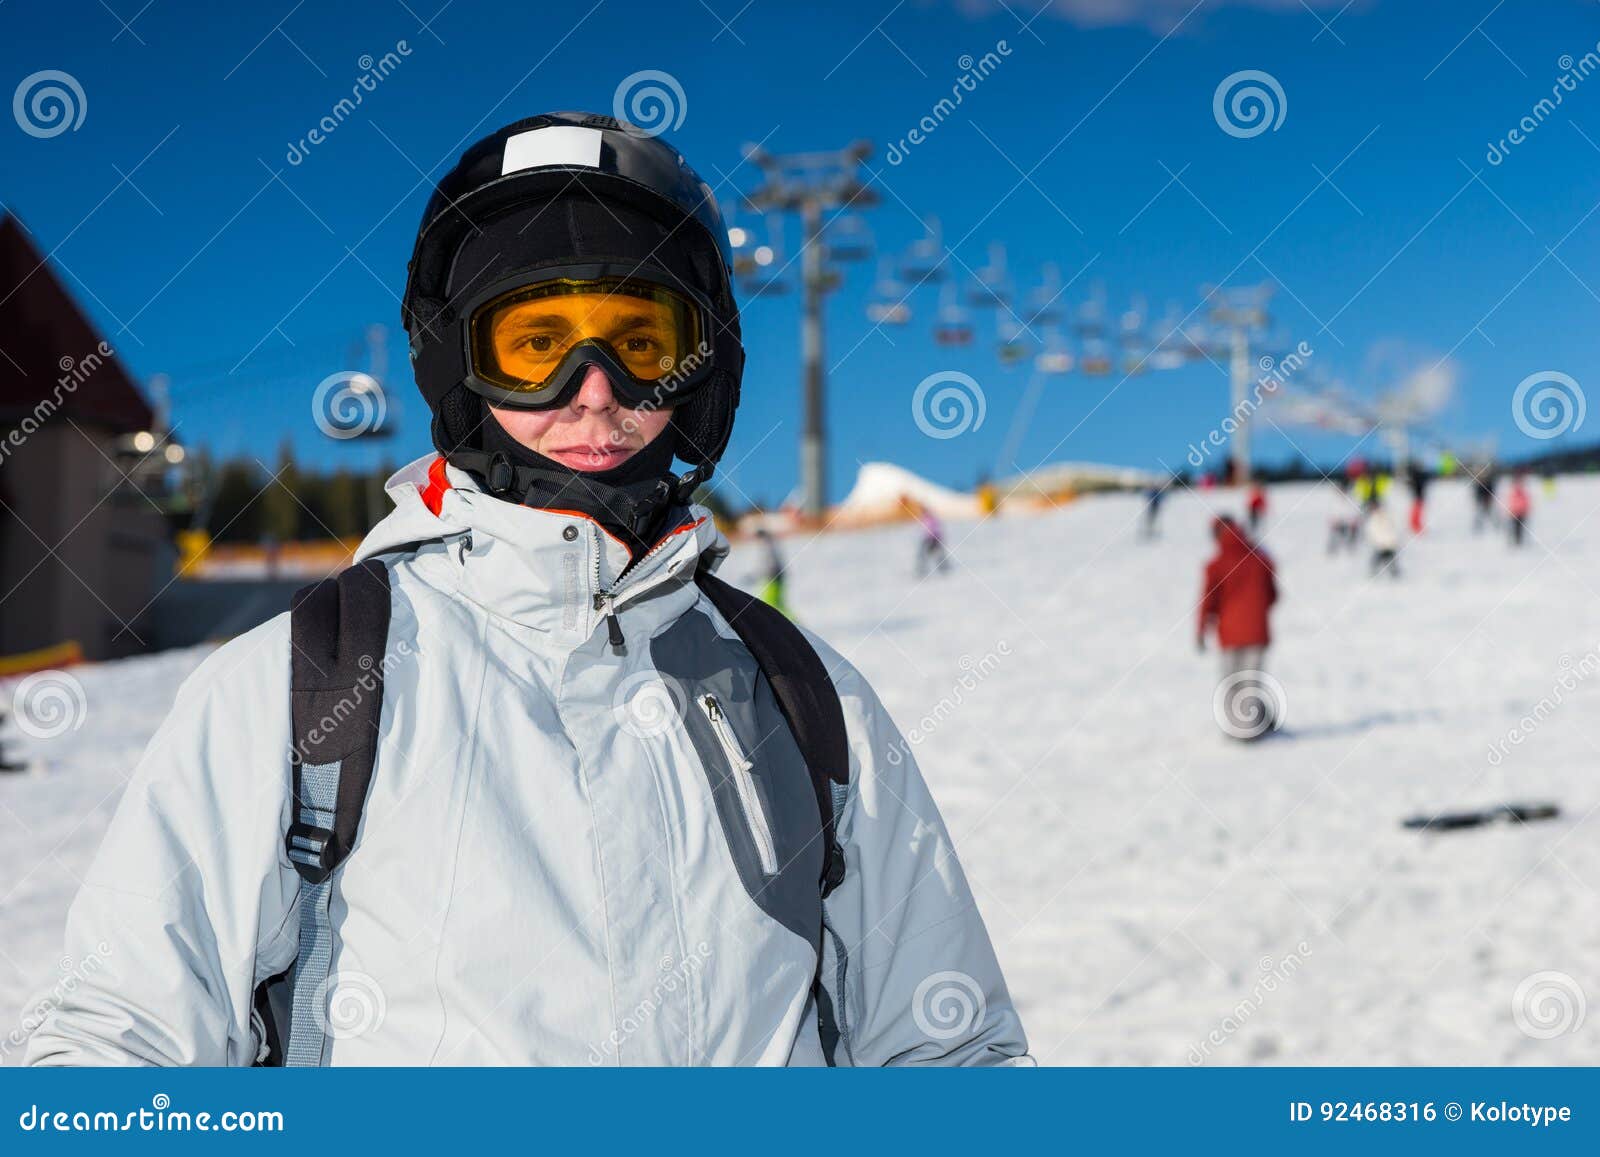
[570,363,620,413]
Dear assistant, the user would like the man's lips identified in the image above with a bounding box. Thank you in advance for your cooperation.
[547,444,636,470]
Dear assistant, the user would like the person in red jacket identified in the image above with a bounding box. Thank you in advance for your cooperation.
[1506,472,1532,547]
[1246,480,1268,535]
[1198,516,1280,738]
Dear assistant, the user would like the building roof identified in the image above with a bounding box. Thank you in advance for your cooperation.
[0,213,154,434]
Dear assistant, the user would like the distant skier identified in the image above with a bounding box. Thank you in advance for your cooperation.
[1246,480,1268,535]
[1405,462,1429,535]
[1365,500,1401,577]
[1140,478,1169,539]
[1471,467,1497,533]
[0,707,27,773]
[1327,480,1361,555]
[1506,473,1532,547]
[907,497,950,576]
[1198,517,1279,739]
[753,527,790,617]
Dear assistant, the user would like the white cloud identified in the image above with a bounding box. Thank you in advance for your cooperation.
[950,0,1360,33]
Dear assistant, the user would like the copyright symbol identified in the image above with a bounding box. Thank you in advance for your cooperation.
[1445,1102,1462,1121]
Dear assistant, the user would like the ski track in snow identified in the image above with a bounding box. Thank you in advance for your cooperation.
[3,477,1597,1065]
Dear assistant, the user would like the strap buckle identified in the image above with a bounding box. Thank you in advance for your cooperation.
[486,451,514,494]
[286,820,334,884]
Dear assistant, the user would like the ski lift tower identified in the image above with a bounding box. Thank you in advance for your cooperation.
[743,140,878,520]
[1203,282,1275,485]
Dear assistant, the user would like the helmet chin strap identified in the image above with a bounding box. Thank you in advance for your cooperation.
[446,444,709,553]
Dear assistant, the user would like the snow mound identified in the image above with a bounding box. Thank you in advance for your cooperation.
[835,461,980,522]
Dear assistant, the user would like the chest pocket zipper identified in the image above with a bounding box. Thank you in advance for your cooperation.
[698,694,779,876]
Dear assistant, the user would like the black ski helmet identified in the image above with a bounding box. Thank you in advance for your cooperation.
[401,112,744,476]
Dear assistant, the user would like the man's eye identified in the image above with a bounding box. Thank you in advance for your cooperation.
[519,334,556,353]
[623,335,657,354]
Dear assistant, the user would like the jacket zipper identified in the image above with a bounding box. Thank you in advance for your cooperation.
[590,520,699,653]
[698,694,779,876]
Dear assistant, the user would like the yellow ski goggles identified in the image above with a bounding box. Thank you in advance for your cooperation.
[465,272,706,405]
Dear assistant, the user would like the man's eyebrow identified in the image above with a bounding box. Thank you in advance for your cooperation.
[499,312,574,331]
[605,313,669,330]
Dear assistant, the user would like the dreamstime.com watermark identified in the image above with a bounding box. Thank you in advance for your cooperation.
[8,669,88,739]
[1187,341,1313,468]
[1511,370,1584,441]
[1212,667,1287,740]
[312,370,387,440]
[12,69,86,138]
[613,70,687,138]
[886,40,1014,166]
[1512,970,1586,1040]
[1486,646,1600,765]
[1188,941,1313,1064]
[313,970,387,1040]
[17,1095,283,1134]
[612,670,685,739]
[287,639,414,766]
[0,342,114,466]
[1486,46,1600,165]
[911,370,986,440]
[3,941,112,1061]
[1213,69,1286,139]
[913,970,987,1041]
[885,642,1011,766]
[285,41,413,165]
[607,339,714,450]
[587,941,712,1064]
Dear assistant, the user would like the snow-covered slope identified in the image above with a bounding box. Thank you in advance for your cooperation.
[4,476,1597,1065]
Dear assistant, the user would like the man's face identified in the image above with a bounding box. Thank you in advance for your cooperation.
[489,363,673,472]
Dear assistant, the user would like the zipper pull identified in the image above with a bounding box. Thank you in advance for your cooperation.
[594,592,626,652]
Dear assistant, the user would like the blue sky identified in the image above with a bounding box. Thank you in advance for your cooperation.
[3,0,1599,506]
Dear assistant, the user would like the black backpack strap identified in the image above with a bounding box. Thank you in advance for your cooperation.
[694,570,850,897]
[262,557,392,1067]
[286,557,393,883]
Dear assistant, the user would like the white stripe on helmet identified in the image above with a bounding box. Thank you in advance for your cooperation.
[500,125,603,176]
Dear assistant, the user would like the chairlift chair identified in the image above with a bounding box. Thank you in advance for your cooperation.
[1026,262,1065,327]
[997,315,1032,366]
[967,241,1010,307]
[1035,326,1074,375]
[900,216,947,283]
[866,258,911,326]
[933,282,974,346]
[823,214,873,264]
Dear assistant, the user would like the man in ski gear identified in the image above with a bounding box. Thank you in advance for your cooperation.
[905,497,949,576]
[1405,462,1429,535]
[25,113,1029,1067]
[1365,499,1401,578]
[1245,480,1267,535]
[1198,517,1279,739]
[1506,473,1531,547]
[1139,478,1169,540]
[752,527,790,617]
[1470,466,1497,533]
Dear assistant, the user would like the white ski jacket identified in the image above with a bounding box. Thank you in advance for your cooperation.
[26,456,1029,1067]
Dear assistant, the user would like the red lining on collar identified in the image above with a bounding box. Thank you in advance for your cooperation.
[419,455,452,516]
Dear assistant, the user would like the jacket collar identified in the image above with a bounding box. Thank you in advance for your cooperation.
[356,455,726,638]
